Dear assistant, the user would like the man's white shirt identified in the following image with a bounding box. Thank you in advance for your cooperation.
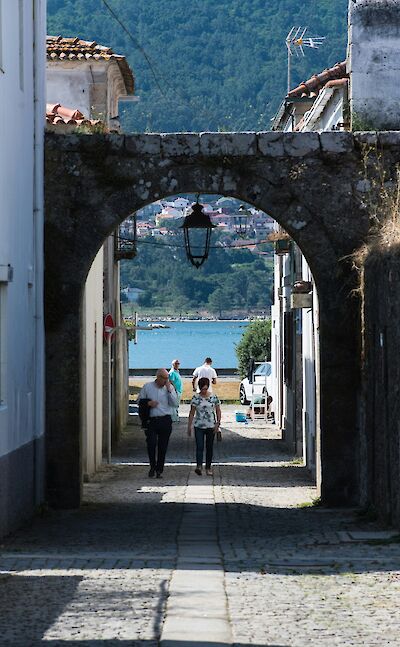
[139,381,178,417]
[192,363,217,392]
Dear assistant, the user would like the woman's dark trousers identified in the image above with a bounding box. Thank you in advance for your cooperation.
[146,415,172,473]
[195,427,215,469]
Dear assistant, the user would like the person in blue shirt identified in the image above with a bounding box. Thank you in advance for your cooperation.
[169,358,183,422]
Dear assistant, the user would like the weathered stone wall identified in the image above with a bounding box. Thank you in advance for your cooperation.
[44,130,400,513]
[348,0,400,129]
[362,250,400,525]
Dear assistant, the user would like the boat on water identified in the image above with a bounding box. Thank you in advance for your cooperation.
[147,323,170,329]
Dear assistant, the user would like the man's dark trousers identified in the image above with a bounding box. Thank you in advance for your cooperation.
[145,415,172,474]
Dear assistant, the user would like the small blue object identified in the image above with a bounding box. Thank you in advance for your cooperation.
[235,411,247,422]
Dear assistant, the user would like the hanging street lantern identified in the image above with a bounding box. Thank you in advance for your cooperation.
[236,204,252,238]
[180,198,216,268]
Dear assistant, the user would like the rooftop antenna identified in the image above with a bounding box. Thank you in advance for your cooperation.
[285,27,325,95]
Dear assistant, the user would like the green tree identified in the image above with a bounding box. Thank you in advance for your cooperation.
[207,288,230,318]
[235,319,271,377]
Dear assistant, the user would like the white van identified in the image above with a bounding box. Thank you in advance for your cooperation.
[239,361,273,405]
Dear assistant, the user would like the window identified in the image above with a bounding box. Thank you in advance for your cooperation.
[255,363,272,377]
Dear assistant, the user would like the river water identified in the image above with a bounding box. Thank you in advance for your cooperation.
[128,320,249,369]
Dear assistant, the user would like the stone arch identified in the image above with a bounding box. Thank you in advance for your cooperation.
[45,130,390,508]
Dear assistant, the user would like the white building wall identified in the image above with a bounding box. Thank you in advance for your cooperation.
[270,302,281,424]
[281,253,293,438]
[82,249,104,477]
[302,88,346,132]
[271,239,294,438]
[271,253,283,426]
[0,0,46,535]
[301,258,317,475]
[47,60,124,121]
[47,63,95,116]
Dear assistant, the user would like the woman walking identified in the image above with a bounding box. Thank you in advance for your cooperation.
[187,377,221,476]
[169,359,183,422]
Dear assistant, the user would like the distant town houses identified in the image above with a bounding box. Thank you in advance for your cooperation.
[163,197,190,209]
[134,195,275,241]
[137,221,153,236]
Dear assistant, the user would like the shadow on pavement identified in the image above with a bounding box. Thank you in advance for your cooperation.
[1,491,397,576]
[0,575,168,646]
[0,574,82,642]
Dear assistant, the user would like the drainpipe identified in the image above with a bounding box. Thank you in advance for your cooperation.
[32,0,45,505]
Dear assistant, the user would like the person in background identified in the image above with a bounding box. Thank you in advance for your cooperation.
[187,376,221,476]
[169,358,183,422]
[192,357,217,393]
[138,368,178,478]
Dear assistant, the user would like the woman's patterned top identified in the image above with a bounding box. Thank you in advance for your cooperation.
[190,393,220,429]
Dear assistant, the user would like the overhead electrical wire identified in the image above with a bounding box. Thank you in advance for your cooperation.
[119,236,273,251]
[100,0,222,125]
[100,0,168,101]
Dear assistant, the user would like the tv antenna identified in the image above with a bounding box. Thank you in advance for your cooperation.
[286,27,325,94]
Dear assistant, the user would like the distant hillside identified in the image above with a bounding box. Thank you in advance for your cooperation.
[120,226,274,317]
[47,0,348,133]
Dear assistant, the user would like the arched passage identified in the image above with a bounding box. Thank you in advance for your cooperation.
[44,130,388,508]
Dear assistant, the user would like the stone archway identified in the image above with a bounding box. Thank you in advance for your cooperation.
[44,130,394,509]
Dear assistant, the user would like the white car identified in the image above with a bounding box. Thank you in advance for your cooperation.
[239,361,273,405]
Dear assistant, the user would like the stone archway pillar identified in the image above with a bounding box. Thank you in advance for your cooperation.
[45,314,82,508]
[318,287,361,505]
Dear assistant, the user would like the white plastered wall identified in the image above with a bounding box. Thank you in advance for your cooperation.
[0,0,45,459]
[47,59,126,121]
[301,257,317,476]
[82,249,104,477]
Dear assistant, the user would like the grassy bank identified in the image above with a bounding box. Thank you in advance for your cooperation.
[129,377,240,403]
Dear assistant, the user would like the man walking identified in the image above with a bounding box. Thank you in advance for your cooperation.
[192,357,217,393]
[139,368,178,478]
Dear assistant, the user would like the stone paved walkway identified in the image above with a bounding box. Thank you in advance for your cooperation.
[1,406,400,645]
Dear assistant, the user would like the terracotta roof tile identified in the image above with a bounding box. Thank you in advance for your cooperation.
[45,102,104,129]
[47,102,61,114]
[287,61,348,99]
[46,35,134,95]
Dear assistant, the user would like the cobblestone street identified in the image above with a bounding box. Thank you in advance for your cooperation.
[1,406,400,646]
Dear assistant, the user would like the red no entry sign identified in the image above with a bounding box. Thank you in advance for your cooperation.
[103,313,115,342]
